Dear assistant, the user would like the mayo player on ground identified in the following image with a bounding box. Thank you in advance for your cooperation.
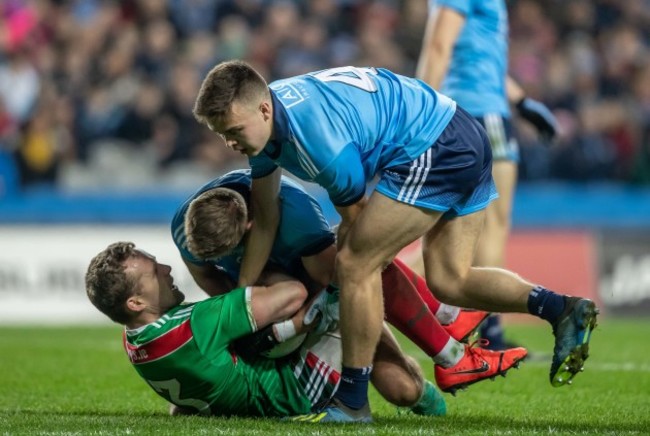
[86,242,449,418]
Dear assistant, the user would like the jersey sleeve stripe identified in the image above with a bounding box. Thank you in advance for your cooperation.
[123,319,194,365]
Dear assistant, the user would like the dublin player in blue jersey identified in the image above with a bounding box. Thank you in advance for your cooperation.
[417,0,559,350]
[171,169,337,297]
[192,61,598,423]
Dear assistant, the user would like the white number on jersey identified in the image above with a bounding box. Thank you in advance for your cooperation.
[148,378,211,415]
[313,67,378,92]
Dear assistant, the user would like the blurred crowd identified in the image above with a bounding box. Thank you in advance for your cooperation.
[0,0,649,195]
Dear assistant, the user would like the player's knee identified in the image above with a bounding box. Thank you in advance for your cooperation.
[335,246,380,279]
[403,356,425,406]
[385,357,424,407]
[425,268,469,305]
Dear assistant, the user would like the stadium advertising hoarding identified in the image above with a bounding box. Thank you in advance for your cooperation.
[399,230,650,318]
[0,226,206,324]
[505,230,650,315]
[598,231,650,316]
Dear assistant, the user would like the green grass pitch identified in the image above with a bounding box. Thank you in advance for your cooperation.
[1,319,649,435]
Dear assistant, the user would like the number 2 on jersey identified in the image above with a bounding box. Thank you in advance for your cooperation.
[313,67,378,92]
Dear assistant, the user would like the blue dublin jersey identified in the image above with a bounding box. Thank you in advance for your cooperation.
[171,170,335,282]
[249,67,456,207]
[430,0,509,117]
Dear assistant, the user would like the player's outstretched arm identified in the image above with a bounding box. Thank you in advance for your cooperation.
[238,168,282,287]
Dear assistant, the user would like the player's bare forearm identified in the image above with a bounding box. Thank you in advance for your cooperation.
[183,259,234,297]
[239,216,279,286]
[238,170,282,286]
[250,280,308,327]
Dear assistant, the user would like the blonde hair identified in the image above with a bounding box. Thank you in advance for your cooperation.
[185,187,249,260]
[193,60,269,126]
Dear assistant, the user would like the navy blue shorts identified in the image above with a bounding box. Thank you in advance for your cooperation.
[475,113,519,162]
[376,106,498,218]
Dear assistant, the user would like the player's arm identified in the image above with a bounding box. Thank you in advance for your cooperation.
[507,76,558,141]
[301,243,337,289]
[231,275,313,359]
[250,277,309,327]
[249,276,334,338]
[416,5,466,89]
[183,259,234,297]
[192,273,311,360]
[238,168,282,287]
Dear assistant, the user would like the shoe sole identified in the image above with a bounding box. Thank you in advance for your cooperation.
[444,352,528,396]
[551,301,599,387]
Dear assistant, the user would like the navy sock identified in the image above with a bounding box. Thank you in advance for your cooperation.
[335,365,372,410]
[480,314,505,350]
[527,286,566,325]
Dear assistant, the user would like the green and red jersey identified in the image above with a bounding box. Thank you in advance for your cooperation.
[123,287,312,417]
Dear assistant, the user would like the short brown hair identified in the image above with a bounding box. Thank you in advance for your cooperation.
[185,188,249,260]
[193,60,269,126]
[85,241,138,324]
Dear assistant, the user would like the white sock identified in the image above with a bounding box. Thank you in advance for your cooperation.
[435,304,460,325]
[433,337,464,368]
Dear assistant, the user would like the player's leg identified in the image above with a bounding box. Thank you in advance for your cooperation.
[371,325,446,416]
[383,257,527,394]
[394,245,491,336]
[307,269,527,395]
[476,162,517,349]
[288,324,445,423]
[475,114,519,349]
[415,211,527,393]
[383,261,492,372]
[421,206,531,310]
[474,160,516,270]
[333,192,445,416]
[390,257,489,342]
[416,107,597,387]
[383,261,462,363]
[422,197,597,387]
